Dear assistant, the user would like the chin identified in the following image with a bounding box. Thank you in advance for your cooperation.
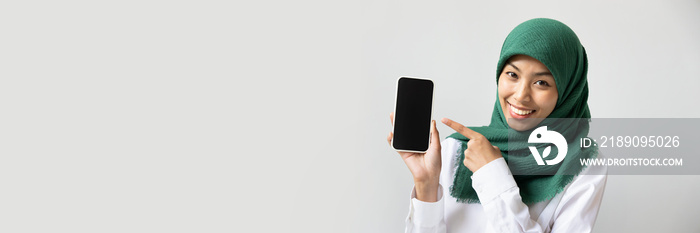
[505,116,544,131]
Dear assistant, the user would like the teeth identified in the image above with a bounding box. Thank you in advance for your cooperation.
[510,103,534,115]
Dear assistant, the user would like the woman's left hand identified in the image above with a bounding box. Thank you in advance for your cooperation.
[441,118,503,173]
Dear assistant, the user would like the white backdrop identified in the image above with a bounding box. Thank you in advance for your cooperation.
[1,0,699,232]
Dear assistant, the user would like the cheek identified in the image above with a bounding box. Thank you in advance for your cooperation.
[536,91,558,114]
[497,78,511,99]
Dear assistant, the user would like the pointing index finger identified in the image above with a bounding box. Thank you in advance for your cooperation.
[441,118,482,140]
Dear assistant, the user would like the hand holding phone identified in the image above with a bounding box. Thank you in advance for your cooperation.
[387,77,442,202]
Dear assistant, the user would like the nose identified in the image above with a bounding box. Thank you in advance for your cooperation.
[512,80,531,103]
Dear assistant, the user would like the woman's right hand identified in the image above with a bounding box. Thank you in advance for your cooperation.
[387,112,442,202]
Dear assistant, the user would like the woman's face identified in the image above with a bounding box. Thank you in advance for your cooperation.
[498,55,558,131]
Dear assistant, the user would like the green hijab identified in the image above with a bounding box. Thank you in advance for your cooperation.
[448,18,598,204]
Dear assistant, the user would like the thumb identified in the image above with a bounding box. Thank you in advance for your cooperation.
[430,120,440,145]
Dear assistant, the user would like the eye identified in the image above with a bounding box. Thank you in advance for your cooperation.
[506,72,517,78]
[534,80,550,86]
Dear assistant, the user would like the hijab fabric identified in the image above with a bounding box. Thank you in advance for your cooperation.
[448,18,598,204]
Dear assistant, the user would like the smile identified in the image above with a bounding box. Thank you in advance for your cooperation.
[508,101,536,116]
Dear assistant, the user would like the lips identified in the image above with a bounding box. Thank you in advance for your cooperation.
[507,101,536,117]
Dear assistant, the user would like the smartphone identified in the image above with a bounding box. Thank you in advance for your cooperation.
[392,77,434,153]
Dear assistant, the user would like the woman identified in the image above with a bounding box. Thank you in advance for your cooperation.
[387,18,607,232]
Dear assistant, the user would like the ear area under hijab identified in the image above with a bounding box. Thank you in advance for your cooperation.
[551,44,589,117]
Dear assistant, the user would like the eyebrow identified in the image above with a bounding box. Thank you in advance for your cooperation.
[534,71,553,77]
[506,62,553,77]
[506,62,520,72]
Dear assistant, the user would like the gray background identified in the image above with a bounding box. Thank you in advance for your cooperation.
[1,0,699,232]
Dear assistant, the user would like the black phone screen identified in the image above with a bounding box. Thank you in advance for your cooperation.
[393,77,434,152]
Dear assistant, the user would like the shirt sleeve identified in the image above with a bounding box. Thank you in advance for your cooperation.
[472,158,608,233]
[404,184,447,233]
[404,138,456,233]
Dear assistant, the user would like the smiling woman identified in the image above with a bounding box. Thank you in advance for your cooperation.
[499,55,558,131]
[389,18,606,233]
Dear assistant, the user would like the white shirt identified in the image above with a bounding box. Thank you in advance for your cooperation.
[405,138,607,233]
